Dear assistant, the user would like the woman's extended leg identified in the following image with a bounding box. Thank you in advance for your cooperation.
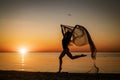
[66,51,87,59]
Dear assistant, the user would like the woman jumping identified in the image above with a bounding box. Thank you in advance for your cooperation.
[58,25,87,73]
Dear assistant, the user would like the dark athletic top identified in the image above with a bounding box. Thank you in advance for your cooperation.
[62,31,72,49]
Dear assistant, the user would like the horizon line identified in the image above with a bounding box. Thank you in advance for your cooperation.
[0,51,120,53]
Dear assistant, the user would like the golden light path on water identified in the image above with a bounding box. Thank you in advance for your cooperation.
[21,54,25,71]
[18,48,28,71]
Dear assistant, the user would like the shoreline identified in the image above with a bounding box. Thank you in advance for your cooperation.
[0,70,120,80]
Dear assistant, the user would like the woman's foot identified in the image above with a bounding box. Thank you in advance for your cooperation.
[80,54,87,57]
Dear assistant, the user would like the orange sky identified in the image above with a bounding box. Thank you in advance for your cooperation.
[0,0,120,52]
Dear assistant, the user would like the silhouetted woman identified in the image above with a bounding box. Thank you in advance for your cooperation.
[58,25,87,72]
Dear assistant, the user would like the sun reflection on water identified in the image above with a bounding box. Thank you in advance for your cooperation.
[18,47,28,71]
[21,54,25,71]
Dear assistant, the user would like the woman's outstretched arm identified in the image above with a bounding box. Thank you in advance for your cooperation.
[61,24,65,36]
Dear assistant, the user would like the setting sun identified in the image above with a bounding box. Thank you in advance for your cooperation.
[18,48,28,54]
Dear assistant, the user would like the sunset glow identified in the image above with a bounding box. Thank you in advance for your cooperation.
[18,48,28,54]
[0,0,120,52]
[0,1,120,76]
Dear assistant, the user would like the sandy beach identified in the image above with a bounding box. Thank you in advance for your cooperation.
[0,70,120,80]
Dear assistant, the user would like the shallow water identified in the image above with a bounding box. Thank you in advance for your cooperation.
[0,52,120,73]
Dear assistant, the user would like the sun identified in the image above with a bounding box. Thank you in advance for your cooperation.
[18,48,28,54]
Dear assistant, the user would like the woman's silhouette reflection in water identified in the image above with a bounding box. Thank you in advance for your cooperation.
[58,25,87,73]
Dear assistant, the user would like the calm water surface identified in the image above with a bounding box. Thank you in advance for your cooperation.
[0,52,120,73]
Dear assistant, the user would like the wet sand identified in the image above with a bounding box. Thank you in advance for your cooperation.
[0,70,120,80]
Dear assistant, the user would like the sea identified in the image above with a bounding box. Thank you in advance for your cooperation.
[0,52,120,73]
